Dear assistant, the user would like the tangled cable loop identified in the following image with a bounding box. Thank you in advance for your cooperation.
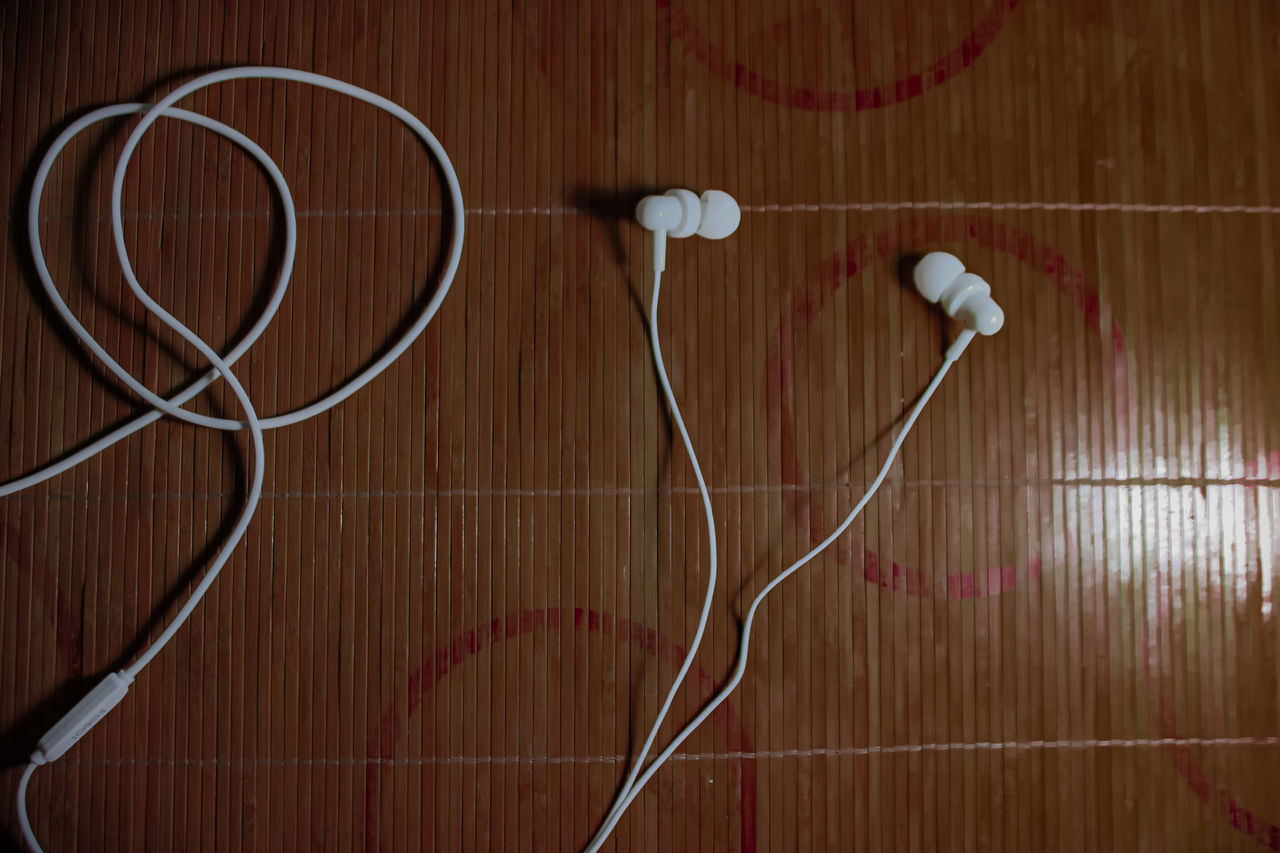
[11,67,464,853]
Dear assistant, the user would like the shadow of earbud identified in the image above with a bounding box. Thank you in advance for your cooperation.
[567,184,668,324]
[895,250,924,291]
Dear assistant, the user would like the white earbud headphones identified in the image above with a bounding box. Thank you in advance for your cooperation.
[913,249,1005,358]
[585,194,1003,851]
[8,96,1002,848]
[9,67,465,853]
[634,187,742,270]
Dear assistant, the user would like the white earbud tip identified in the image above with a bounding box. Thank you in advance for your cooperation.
[696,190,741,240]
[913,252,966,303]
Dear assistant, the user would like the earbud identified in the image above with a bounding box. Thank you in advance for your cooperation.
[913,251,1005,359]
[636,188,741,270]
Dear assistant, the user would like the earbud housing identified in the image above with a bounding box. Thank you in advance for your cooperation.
[636,188,741,270]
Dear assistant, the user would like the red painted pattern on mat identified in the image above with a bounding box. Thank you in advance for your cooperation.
[768,213,1114,601]
[1243,450,1280,479]
[3,519,82,678]
[1117,326,1279,841]
[661,0,1018,112]
[865,550,1042,599]
[1141,623,1280,849]
[364,607,757,852]
[773,213,1276,844]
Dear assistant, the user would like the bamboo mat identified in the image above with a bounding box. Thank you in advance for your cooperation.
[2,1,1278,850]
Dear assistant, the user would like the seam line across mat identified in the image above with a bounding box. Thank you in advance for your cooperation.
[59,736,1280,768]
[7,476,1280,502]
[24,200,1280,222]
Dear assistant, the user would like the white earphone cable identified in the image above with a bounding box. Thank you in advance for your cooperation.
[16,762,39,852]
[11,74,980,850]
[2,67,465,498]
[586,328,961,851]
[593,267,721,835]
[11,68,464,853]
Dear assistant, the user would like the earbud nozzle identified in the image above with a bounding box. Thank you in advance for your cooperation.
[961,294,1005,335]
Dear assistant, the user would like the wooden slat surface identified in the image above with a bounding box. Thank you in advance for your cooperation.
[2,0,1278,850]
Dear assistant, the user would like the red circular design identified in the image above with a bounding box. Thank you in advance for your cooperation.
[769,210,1277,846]
[661,0,1019,112]
[364,607,758,851]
